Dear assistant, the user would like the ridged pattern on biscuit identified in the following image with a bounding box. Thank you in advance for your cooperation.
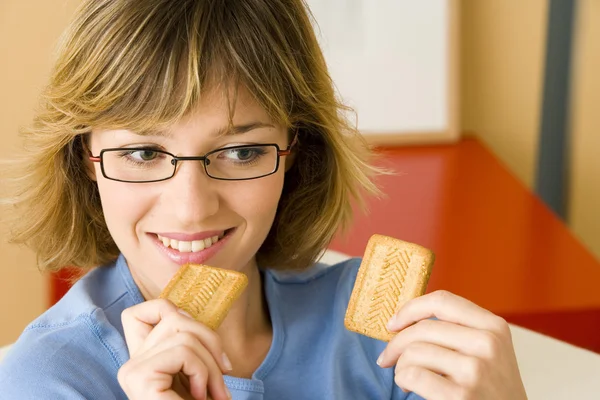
[364,247,410,334]
[159,264,248,330]
[344,234,435,342]
[177,268,226,315]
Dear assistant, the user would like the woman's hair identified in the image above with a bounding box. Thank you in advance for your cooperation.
[3,0,381,272]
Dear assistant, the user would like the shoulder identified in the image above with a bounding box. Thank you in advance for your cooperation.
[0,255,141,399]
[32,255,143,339]
[42,255,143,324]
[264,252,361,305]
[267,254,361,287]
[265,256,361,311]
[262,254,361,336]
[0,312,126,399]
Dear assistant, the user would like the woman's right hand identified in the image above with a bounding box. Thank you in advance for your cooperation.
[117,299,232,400]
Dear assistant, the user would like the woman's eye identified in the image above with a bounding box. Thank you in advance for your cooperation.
[131,150,159,161]
[222,147,258,161]
[229,148,254,160]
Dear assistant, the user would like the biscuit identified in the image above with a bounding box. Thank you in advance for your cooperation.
[344,234,435,342]
[159,263,248,330]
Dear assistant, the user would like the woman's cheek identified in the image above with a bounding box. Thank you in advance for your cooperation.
[96,180,154,243]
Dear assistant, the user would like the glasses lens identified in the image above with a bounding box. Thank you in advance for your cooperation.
[206,145,278,180]
[102,149,174,182]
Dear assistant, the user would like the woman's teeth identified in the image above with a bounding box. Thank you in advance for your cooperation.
[156,234,223,253]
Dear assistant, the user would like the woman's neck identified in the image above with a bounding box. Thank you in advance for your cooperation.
[217,265,273,378]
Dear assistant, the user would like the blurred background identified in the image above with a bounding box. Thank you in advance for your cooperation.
[0,0,598,369]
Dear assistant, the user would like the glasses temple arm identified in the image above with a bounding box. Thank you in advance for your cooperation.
[278,132,299,156]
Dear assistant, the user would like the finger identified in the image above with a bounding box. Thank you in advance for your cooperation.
[118,346,207,400]
[121,299,180,356]
[394,366,462,400]
[140,311,232,373]
[159,347,209,400]
[388,290,507,333]
[173,343,229,400]
[173,373,193,398]
[378,319,500,367]
[137,345,230,400]
[393,342,478,386]
[135,332,230,400]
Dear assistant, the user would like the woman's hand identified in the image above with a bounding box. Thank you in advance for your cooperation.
[117,299,232,400]
[378,290,527,400]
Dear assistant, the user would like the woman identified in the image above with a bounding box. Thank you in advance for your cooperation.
[0,0,527,398]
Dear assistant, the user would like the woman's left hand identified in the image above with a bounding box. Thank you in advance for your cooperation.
[377,290,528,400]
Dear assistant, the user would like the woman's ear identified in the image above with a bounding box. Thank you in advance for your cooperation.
[284,151,296,172]
[80,135,98,181]
[84,158,98,181]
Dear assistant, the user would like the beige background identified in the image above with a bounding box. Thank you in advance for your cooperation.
[1,0,599,346]
[0,0,81,345]
[460,0,548,189]
[461,0,600,259]
[568,0,600,259]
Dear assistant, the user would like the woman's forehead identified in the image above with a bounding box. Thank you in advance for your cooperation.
[91,82,284,137]
[189,84,272,121]
[154,84,283,136]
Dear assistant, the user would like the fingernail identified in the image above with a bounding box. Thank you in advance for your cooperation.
[376,353,383,366]
[222,353,233,371]
[225,386,232,399]
[387,314,396,330]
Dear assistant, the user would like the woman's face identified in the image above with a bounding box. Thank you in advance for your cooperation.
[88,87,289,299]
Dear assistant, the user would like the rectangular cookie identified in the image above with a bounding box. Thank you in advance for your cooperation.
[344,234,435,342]
[159,263,248,330]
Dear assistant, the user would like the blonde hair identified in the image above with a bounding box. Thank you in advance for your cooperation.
[3,0,381,272]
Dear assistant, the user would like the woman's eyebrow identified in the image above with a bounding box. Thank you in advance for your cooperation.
[213,122,275,137]
[147,122,275,137]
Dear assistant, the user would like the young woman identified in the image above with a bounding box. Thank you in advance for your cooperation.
[0,0,527,399]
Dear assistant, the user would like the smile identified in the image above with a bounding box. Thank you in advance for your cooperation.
[156,231,226,253]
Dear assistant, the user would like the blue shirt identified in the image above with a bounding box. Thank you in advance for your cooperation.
[0,255,423,399]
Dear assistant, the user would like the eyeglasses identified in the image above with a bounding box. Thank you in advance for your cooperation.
[88,136,297,183]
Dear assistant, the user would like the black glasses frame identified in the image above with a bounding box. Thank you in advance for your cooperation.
[88,134,298,183]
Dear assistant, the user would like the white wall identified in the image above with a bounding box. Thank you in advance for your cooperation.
[307,0,456,140]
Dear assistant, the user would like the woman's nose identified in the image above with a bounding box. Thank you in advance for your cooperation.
[165,160,220,223]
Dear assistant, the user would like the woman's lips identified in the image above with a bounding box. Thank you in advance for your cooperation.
[150,228,235,265]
